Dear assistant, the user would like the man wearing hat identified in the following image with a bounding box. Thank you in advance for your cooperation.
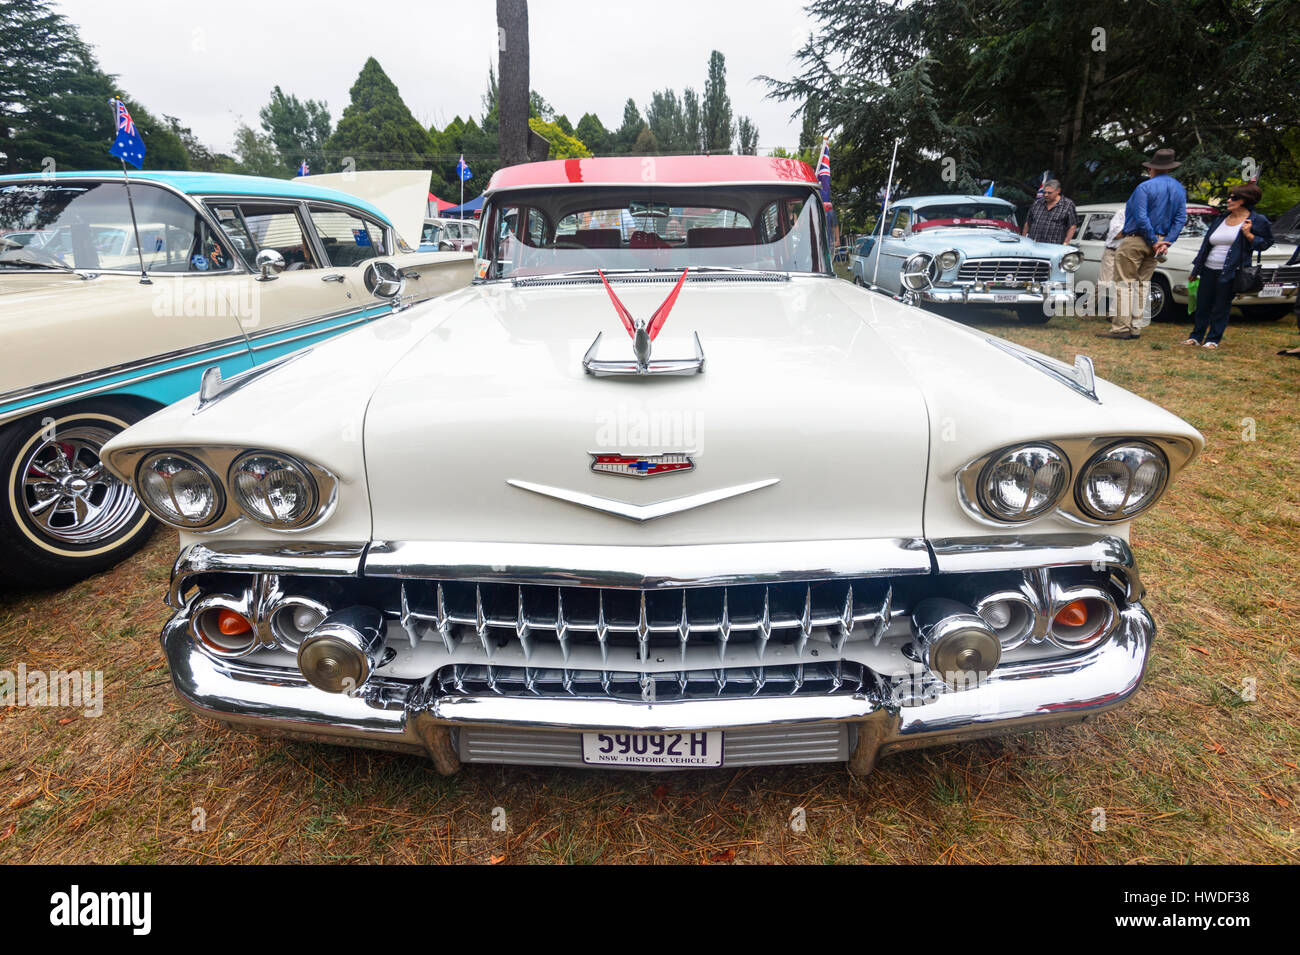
[1101,148,1187,339]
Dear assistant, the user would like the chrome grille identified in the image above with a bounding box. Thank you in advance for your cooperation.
[397,579,893,664]
[436,661,868,700]
[957,258,1051,284]
[1263,265,1300,284]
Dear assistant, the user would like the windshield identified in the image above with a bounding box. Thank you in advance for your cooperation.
[911,202,1018,232]
[478,185,830,280]
[1180,210,1220,239]
[0,180,230,272]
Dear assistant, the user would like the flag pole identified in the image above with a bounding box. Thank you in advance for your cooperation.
[111,98,150,285]
[872,137,901,287]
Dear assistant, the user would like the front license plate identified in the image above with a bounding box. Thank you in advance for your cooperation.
[993,293,1019,303]
[582,731,723,767]
[1259,284,1283,298]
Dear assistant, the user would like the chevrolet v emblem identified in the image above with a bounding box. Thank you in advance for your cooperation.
[505,478,779,522]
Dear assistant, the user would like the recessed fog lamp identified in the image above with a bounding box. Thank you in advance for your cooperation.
[1077,442,1169,521]
[297,606,387,694]
[977,443,1069,522]
[190,593,258,657]
[911,598,1002,689]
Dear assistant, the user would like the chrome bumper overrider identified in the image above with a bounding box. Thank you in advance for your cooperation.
[161,595,1155,773]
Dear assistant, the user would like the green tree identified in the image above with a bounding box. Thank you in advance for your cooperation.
[529,117,591,159]
[682,88,702,154]
[764,0,1300,220]
[575,112,610,154]
[632,125,661,156]
[164,115,236,172]
[258,85,331,174]
[646,89,686,153]
[232,123,288,178]
[737,116,759,155]
[324,57,432,171]
[701,50,734,154]
[614,98,642,154]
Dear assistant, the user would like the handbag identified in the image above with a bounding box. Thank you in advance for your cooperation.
[1186,277,1199,314]
[1233,248,1264,295]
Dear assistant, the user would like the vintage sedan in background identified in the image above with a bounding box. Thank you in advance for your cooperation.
[0,170,473,587]
[418,217,479,253]
[1074,202,1299,322]
[851,194,1082,323]
[103,156,1201,775]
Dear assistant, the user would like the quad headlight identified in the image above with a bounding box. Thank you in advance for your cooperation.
[1076,441,1169,520]
[1061,251,1083,272]
[977,443,1070,522]
[136,452,224,528]
[229,452,319,528]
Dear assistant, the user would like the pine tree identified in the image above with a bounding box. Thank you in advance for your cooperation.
[737,116,759,155]
[324,57,432,171]
[701,50,735,154]
[614,99,642,154]
[575,112,609,154]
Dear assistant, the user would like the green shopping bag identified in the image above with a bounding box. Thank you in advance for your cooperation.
[1187,277,1199,314]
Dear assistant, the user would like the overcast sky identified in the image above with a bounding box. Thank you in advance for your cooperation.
[55,0,815,160]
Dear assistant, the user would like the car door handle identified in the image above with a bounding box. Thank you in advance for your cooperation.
[403,270,421,279]
[321,273,346,283]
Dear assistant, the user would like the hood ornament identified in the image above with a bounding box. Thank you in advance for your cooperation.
[582,269,705,377]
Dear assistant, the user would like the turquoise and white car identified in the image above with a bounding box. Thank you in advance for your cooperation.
[850,194,1082,324]
[0,170,472,587]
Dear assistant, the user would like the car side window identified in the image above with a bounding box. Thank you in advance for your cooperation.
[889,209,911,234]
[210,202,317,271]
[1082,214,1112,241]
[307,206,387,267]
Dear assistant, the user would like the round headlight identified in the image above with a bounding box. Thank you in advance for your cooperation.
[1061,251,1082,272]
[136,452,223,528]
[901,253,935,290]
[937,250,959,271]
[230,452,319,528]
[977,443,1070,522]
[1076,442,1169,520]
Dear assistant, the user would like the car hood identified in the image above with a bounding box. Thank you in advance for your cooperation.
[907,228,1072,257]
[361,277,932,546]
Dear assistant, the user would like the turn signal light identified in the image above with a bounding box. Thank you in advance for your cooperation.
[217,609,252,636]
[1054,601,1089,628]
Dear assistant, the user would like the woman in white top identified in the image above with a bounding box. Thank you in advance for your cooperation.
[1184,183,1273,348]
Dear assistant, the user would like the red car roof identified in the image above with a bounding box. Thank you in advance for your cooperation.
[486,155,818,193]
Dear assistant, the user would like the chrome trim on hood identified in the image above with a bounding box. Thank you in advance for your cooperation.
[504,477,778,522]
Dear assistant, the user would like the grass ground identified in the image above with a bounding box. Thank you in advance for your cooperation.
[2,291,1297,864]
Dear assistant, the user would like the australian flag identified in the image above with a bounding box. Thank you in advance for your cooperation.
[109,98,145,169]
[297,160,310,176]
[816,137,831,209]
[457,154,472,181]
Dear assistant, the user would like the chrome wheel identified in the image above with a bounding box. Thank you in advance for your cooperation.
[19,425,139,545]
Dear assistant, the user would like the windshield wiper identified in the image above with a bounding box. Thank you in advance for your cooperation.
[0,255,77,273]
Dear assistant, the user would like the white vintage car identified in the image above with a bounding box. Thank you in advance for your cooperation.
[103,156,1203,775]
[1073,202,1299,322]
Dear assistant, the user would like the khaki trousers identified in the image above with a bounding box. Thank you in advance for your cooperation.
[1098,247,1118,319]
[1112,235,1155,333]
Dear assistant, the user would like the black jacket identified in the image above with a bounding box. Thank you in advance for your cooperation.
[1190,210,1273,282]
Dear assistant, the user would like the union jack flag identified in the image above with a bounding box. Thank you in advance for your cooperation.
[108,97,145,168]
[817,136,831,208]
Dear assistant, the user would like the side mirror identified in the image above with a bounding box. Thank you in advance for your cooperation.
[364,260,405,300]
[255,248,285,281]
[891,228,905,238]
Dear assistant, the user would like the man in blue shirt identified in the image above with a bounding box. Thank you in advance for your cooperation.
[1101,148,1187,339]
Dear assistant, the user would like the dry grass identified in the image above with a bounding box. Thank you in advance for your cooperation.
[2,299,1298,864]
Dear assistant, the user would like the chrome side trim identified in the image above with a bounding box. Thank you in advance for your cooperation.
[362,537,932,588]
[985,337,1100,403]
[505,477,777,522]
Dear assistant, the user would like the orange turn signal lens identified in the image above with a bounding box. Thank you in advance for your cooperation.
[217,609,253,636]
[1053,600,1089,628]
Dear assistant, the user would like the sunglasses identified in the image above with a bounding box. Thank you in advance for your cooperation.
[1227,194,1245,201]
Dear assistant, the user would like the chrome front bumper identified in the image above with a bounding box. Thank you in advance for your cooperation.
[161,600,1155,773]
[919,286,1074,306]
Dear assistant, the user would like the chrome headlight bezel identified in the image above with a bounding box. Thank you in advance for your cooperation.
[937,249,960,272]
[1060,251,1083,272]
[229,451,321,529]
[975,443,1072,523]
[1075,441,1170,521]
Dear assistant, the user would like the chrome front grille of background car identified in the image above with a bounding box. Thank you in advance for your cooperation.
[396,578,894,664]
[1263,265,1300,284]
[434,661,868,701]
[956,258,1051,284]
